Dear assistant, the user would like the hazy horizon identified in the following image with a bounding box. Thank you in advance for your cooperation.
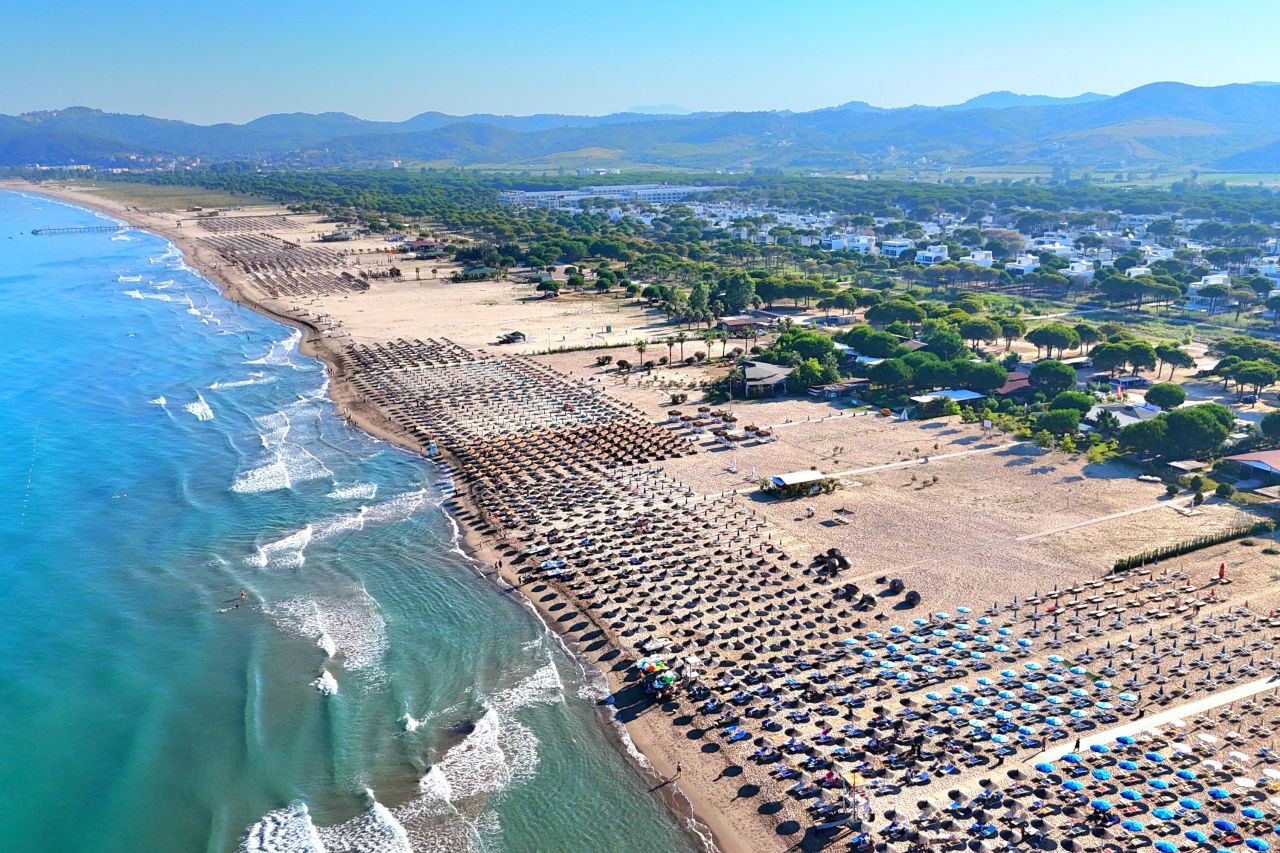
[4,0,1279,124]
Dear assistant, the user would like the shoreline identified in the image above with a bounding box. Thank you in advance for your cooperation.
[4,180,736,853]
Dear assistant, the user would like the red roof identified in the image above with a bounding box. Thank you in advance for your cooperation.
[1225,450,1280,473]
[995,372,1032,396]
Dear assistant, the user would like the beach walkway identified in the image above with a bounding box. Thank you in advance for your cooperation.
[1034,674,1280,762]
[1013,501,1178,542]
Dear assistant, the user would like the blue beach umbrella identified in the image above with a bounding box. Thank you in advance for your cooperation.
[1119,760,1139,770]
[1090,743,1110,753]
[1035,762,1055,774]
[1149,779,1171,790]
[1186,831,1208,843]
[1216,821,1239,832]
[1244,809,1265,820]
[1063,753,1084,763]
[1121,789,1142,801]
[1181,798,1203,810]
[1070,666,1088,675]
[1119,693,1139,702]
[1153,807,1176,820]
[1063,780,1085,791]
[1117,735,1136,745]
[1123,820,1146,832]
[1208,789,1231,800]
[1176,769,1197,780]
[1093,769,1113,781]
[1248,840,1271,852]
[1092,799,1113,811]
[1155,842,1179,853]
[1146,752,1167,763]
[1045,716,1065,726]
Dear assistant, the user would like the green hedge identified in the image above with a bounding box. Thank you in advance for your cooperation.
[1112,519,1276,573]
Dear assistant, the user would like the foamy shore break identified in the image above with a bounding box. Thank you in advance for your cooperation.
[18,180,1280,853]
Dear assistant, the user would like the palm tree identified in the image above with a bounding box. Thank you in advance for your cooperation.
[674,330,689,361]
[634,339,648,365]
[718,331,730,359]
[664,338,676,364]
[701,329,716,362]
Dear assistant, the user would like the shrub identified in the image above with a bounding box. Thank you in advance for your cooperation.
[1215,482,1236,499]
[1166,483,1179,497]
[1111,519,1275,572]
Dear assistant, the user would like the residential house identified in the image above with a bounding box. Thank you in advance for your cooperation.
[1006,255,1040,275]
[915,244,950,265]
[880,239,914,258]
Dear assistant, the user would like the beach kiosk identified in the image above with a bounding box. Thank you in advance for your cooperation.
[768,470,828,497]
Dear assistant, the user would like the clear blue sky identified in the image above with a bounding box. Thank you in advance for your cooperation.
[5,0,1279,123]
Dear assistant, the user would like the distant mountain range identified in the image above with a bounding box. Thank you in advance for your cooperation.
[5,83,1280,172]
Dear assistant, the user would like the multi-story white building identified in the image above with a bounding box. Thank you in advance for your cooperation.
[880,239,914,258]
[960,250,993,267]
[1066,260,1095,279]
[1007,255,1040,275]
[916,244,950,265]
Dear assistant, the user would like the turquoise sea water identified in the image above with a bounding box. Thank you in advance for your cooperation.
[0,191,699,853]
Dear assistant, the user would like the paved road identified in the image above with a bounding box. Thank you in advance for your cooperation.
[1035,674,1280,762]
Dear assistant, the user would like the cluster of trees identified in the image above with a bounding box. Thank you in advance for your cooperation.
[1210,336,1280,397]
[1119,402,1235,459]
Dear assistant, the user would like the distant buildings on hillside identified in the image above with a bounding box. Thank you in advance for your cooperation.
[499,184,713,209]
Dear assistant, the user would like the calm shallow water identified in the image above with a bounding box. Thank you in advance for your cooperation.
[0,191,700,853]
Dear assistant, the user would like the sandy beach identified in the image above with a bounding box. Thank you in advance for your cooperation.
[13,178,1280,853]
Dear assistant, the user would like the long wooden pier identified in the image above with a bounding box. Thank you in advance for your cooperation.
[31,225,128,236]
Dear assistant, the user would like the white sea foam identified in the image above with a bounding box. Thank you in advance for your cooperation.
[246,525,313,569]
[268,593,387,673]
[231,404,332,493]
[245,489,428,565]
[312,670,339,695]
[183,394,214,422]
[111,234,135,242]
[154,279,174,288]
[148,396,167,407]
[239,662,560,852]
[123,288,174,302]
[240,802,326,853]
[247,329,302,367]
[316,793,411,853]
[402,713,425,734]
[117,274,142,282]
[327,482,378,501]
[209,373,277,391]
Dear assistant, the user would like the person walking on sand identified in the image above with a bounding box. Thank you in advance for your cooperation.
[675,762,682,777]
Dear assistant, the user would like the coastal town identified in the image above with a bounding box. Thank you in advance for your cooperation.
[19,166,1280,853]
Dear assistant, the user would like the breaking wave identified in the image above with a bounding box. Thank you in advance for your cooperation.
[267,592,388,674]
[183,394,214,421]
